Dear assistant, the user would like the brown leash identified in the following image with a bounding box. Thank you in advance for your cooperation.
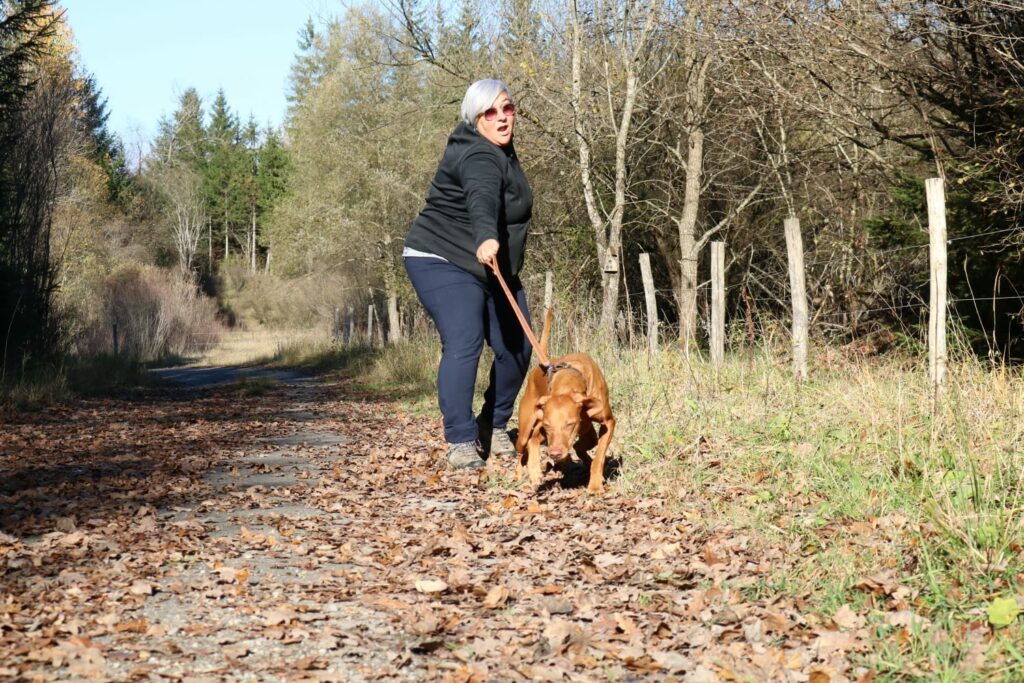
[485,257,551,368]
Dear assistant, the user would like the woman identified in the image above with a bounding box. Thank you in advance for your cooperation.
[404,79,534,470]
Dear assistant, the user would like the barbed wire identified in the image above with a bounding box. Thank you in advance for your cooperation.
[947,226,1020,243]
[751,225,1022,272]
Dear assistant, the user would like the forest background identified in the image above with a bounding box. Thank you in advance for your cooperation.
[1,0,1022,387]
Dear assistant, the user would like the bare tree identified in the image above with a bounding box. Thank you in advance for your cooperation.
[159,164,206,277]
[570,0,663,331]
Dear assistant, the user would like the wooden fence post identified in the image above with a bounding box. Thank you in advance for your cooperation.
[333,307,341,342]
[639,253,658,353]
[784,217,809,381]
[544,271,554,311]
[710,242,725,368]
[387,294,401,344]
[346,306,354,346]
[366,304,376,346]
[926,177,948,388]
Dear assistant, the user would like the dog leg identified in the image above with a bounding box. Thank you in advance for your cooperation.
[587,417,616,494]
[526,429,545,487]
[515,422,534,482]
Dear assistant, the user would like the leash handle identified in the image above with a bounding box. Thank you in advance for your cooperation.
[486,257,550,367]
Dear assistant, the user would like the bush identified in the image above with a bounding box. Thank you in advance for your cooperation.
[219,263,367,331]
[74,265,222,362]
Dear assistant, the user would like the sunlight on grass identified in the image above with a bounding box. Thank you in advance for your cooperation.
[186,327,325,367]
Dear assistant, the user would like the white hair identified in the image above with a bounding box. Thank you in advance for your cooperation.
[460,79,513,126]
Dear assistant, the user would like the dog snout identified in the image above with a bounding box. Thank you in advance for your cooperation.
[548,445,571,462]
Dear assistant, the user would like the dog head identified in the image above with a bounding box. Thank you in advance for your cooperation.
[535,392,606,462]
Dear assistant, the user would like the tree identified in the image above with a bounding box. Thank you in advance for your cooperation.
[287,18,329,117]
[204,90,245,266]
[152,88,206,169]
[0,0,69,374]
[159,164,206,277]
[269,6,443,337]
[147,89,212,276]
[569,0,664,332]
[254,125,289,271]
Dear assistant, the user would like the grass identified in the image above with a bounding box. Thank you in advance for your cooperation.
[257,317,1024,678]
[186,327,325,367]
[1,353,151,409]
[228,375,280,396]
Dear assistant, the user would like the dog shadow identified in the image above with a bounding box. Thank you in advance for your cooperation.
[537,456,622,493]
[505,428,618,491]
[507,427,621,493]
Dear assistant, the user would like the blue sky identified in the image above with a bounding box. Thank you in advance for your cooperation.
[64,1,338,155]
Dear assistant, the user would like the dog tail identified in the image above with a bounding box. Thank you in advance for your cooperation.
[538,307,553,359]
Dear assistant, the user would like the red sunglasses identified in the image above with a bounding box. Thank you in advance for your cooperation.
[482,103,516,121]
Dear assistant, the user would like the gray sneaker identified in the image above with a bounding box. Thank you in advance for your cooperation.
[477,420,516,458]
[488,429,516,457]
[447,441,485,470]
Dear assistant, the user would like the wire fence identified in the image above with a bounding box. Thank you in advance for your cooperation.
[141,206,1021,373]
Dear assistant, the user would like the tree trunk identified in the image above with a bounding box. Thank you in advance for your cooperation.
[251,206,257,273]
[600,269,621,329]
[677,126,704,349]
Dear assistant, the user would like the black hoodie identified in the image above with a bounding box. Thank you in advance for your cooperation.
[405,121,533,281]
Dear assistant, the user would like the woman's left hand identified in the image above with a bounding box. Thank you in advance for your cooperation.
[476,239,499,264]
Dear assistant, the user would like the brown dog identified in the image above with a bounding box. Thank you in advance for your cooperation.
[515,309,616,493]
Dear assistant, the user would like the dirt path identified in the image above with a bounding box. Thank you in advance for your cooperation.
[148,365,312,389]
[0,374,868,682]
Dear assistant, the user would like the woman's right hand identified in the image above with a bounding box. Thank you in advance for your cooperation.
[476,239,499,264]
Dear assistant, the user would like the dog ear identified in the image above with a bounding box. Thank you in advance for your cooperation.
[580,395,607,419]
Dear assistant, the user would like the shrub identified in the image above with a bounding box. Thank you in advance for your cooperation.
[219,263,364,331]
[74,266,222,362]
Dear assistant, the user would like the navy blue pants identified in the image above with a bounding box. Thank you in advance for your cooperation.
[404,257,533,444]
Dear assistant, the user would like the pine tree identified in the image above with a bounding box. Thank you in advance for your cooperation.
[257,126,289,214]
[203,90,245,266]
[75,72,131,205]
[286,18,327,118]
[152,88,206,170]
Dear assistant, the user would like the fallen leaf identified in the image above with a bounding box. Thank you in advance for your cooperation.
[482,585,510,609]
[833,604,866,630]
[263,607,297,626]
[114,618,149,634]
[222,644,250,659]
[987,597,1020,627]
[415,579,449,594]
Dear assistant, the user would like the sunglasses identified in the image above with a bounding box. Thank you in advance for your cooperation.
[482,103,516,121]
